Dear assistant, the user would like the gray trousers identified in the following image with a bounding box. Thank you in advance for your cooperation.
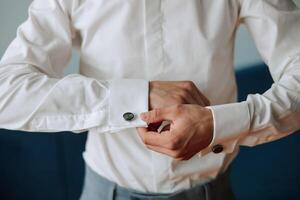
[79,164,235,200]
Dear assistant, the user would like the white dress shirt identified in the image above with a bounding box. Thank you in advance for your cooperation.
[1,0,300,193]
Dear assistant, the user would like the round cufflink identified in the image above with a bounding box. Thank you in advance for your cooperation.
[212,144,224,154]
[123,112,135,121]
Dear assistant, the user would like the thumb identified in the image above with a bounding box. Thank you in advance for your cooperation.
[140,107,175,124]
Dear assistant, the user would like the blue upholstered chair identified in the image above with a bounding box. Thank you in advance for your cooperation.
[0,64,299,200]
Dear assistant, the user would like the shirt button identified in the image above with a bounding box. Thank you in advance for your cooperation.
[212,144,224,154]
[123,112,135,121]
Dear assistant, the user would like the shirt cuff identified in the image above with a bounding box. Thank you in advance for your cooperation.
[108,79,149,132]
[205,102,251,154]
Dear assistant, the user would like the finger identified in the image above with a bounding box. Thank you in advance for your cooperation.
[157,121,171,133]
[159,123,171,132]
[137,127,171,147]
[140,107,176,124]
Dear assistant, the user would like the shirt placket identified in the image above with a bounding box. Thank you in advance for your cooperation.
[144,0,165,77]
[144,0,171,192]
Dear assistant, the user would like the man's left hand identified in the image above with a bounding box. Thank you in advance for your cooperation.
[137,104,214,160]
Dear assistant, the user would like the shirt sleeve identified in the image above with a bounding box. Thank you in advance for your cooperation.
[0,0,148,133]
[204,0,300,154]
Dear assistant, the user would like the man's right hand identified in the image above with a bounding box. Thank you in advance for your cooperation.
[149,81,210,110]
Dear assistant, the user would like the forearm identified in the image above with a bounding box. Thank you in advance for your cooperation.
[0,63,148,133]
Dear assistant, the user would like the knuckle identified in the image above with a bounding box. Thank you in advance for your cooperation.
[179,90,189,98]
[151,109,160,121]
[182,81,194,91]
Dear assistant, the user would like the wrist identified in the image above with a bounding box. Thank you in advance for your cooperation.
[204,107,214,148]
[196,106,214,149]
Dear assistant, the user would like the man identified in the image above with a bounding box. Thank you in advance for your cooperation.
[0,0,300,199]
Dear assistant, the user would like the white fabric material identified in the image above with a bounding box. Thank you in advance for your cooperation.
[206,102,250,154]
[108,79,148,131]
[0,0,300,193]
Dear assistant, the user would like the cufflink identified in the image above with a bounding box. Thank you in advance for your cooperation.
[123,112,135,121]
[212,144,224,154]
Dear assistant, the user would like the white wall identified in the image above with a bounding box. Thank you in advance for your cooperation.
[1,0,300,74]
